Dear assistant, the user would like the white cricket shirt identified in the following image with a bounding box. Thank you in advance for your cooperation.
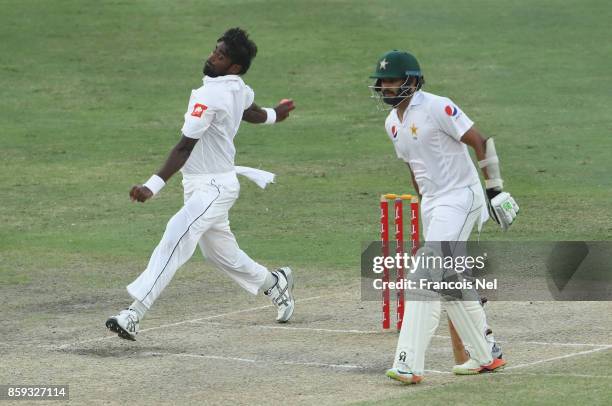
[384,91,480,198]
[181,75,254,174]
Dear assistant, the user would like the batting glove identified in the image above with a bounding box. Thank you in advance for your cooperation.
[486,189,519,231]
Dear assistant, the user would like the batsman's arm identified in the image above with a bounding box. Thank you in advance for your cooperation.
[461,127,519,229]
[130,135,198,203]
[459,127,489,179]
[242,100,295,124]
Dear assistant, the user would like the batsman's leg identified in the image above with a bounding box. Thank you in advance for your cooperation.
[423,186,501,360]
[446,300,506,374]
[387,287,440,384]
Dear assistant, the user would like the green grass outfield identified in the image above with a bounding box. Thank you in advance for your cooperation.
[1,0,611,404]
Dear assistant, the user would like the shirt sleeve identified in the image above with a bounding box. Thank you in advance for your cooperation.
[244,85,255,110]
[181,90,216,139]
[430,96,474,141]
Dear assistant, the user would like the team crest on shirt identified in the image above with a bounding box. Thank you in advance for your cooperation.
[191,103,208,118]
[410,123,418,139]
[391,125,398,139]
[444,105,459,117]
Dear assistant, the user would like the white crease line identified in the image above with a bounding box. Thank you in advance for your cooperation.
[282,360,363,370]
[506,345,612,370]
[506,372,612,379]
[157,352,364,370]
[41,293,612,352]
[189,324,612,348]
[52,295,324,350]
[155,353,612,378]
[172,353,257,364]
[192,322,380,335]
[425,369,451,375]
[425,369,612,379]
[433,335,611,348]
[153,354,612,379]
[498,339,611,348]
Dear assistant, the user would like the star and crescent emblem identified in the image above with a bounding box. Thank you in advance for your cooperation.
[410,123,418,137]
[379,59,388,70]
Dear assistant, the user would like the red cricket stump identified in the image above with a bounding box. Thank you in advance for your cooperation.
[402,195,420,330]
[394,198,405,331]
[380,195,390,330]
[380,193,419,330]
[411,196,420,255]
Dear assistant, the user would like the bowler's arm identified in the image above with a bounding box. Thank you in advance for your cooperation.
[242,103,268,123]
[242,100,295,124]
[130,135,198,202]
[155,135,199,181]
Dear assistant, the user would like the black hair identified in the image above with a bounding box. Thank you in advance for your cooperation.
[218,27,258,75]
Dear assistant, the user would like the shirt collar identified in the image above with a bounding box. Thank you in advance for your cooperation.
[203,74,242,84]
[394,91,424,122]
[407,90,424,108]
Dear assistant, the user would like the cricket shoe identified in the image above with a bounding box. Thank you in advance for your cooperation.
[452,357,506,375]
[264,267,295,323]
[386,368,423,385]
[106,309,139,341]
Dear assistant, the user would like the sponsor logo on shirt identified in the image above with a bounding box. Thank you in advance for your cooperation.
[191,103,208,118]
[391,125,398,138]
[444,104,459,117]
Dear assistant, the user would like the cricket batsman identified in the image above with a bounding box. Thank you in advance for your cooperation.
[369,50,519,383]
[106,28,296,340]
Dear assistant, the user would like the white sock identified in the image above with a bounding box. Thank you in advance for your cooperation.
[129,299,148,320]
[261,272,278,293]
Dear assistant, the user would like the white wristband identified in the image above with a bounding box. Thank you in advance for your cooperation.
[263,107,276,124]
[143,174,166,196]
[485,178,503,190]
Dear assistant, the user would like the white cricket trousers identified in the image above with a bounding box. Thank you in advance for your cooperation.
[393,183,493,375]
[420,183,488,242]
[127,171,268,309]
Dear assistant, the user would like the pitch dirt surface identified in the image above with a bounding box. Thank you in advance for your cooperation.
[2,266,610,405]
[2,0,612,404]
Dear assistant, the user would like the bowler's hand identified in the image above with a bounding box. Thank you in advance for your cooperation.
[130,185,153,203]
[274,99,295,122]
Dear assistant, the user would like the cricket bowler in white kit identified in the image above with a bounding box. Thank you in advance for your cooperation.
[106,28,296,341]
[369,50,519,383]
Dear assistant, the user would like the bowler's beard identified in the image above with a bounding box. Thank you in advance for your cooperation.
[203,62,219,78]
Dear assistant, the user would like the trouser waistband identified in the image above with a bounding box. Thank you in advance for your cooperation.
[182,170,238,185]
